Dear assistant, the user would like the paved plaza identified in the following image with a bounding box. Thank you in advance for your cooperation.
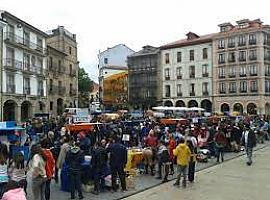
[124,145,270,200]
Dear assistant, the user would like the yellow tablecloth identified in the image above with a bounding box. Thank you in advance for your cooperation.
[125,149,143,171]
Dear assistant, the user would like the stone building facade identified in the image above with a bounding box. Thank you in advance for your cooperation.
[46,26,78,117]
[213,19,270,115]
[160,32,215,112]
[0,11,47,122]
[127,46,162,109]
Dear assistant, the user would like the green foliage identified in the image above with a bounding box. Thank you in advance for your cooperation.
[78,67,93,107]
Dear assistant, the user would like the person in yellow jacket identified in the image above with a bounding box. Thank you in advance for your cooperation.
[173,138,191,187]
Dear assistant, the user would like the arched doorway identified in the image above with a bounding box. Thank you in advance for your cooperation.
[57,98,64,115]
[21,101,32,122]
[201,99,212,113]
[3,100,17,121]
[247,103,257,115]
[164,100,173,107]
[233,103,243,114]
[221,103,230,113]
[175,100,185,107]
[266,103,270,116]
[188,100,198,108]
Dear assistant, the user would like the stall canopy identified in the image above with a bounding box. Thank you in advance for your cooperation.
[152,106,204,112]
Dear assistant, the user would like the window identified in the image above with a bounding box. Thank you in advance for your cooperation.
[104,58,108,64]
[202,82,208,95]
[49,57,53,69]
[70,83,73,94]
[23,54,30,70]
[69,46,72,55]
[50,102,53,111]
[23,77,30,95]
[250,64,257,76]
[165,85,171,97]
[229,82,237,93]
[240,81,247,92]
[164,68,170,80]
[239,51,246,61]
[176,67,182,79]
[202,64,208,77]
[218,39,225,49]
[23,31,30,47]
[228,52,235,62]
[177,52,182,62]
[190,50,194,61]
[177,84,182,96]
[250,80,257,92]
[69,64,73,75]
[7,74,15,93]
[218,53,225,64]
[265,65,270,76]
[190,83,195,96]
[189,65,195,78]
[229,66,236,77]
[219,82,226,94]
[165,53,170,64]
[240,65,247,77]
[203,48,208,59]
[249,34,256,45]
[49,79,53,91]
[265,81,270,93]
[218,67,225,78]
[228,37,235,48]
[249,49,257,60]
[37,38,43,51]
[238,35,246,46]
[264,49,270,61]
[38,80,44,96]
[58,60,62,72]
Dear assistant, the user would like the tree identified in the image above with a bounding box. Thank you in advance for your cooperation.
[78,67,93,107]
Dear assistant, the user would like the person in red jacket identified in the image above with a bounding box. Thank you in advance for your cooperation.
[168,134,176,175]
[41,139,55,200]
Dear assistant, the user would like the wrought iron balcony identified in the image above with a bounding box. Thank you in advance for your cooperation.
[4,32,46,55]
[3,58,23,71]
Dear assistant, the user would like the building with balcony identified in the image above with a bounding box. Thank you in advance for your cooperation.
[0,11,47,122]
[160,32,215,112]
[127,45,161,109]
[98,44,135,106]
[46,26,78,117]
[213,19,270,115]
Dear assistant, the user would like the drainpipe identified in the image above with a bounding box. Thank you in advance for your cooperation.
[0,22,5,121]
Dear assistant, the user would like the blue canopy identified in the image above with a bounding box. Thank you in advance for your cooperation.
[0,126,25,131]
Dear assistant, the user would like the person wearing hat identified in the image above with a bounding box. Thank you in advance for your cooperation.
[241,124,256,166]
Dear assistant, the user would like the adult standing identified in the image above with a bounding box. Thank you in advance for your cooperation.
[65,142,84,199]
[107,137,127,192]
[28,144,47,200]
[241,124,257,166]
[214,129,227,163]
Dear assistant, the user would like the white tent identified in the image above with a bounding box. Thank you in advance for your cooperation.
[188,107,205,111]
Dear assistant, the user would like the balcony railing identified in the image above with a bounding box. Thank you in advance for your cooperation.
[165,76,170,80]
[22,63,46,76]
[6,84,15,93]
[239,57,246,62]
[250,73,257,76]
[190,92,195,96]
[177,92,182,97]
[240,74,247,77]
[238,42,246,47]
[249,56,257,61]
[203,91,209,96]
[189,74,195,78]
[229,90,236,94]
[3,58,23,70]
[229,74,236,78]
[4,32,46,54]
[249,40,256,45]
[177,75,182,79]
[219,91,226,94]
[219,75,225,79]
[165,93,170,98]
[228,43,235,48]
[240,89,247,93]
[218,60,225,64]
[228,58,235,63]
[23,87,31,95]
[202,73,209,77]
[250,89,258,93]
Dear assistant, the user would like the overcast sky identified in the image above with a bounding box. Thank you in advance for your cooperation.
[2,0,270,82]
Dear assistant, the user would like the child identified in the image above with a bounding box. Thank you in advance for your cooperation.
[0,153,8,198]
[8,152,27,194]
[2,180,26,200]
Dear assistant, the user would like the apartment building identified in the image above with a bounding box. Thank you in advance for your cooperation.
[127,45,161,109]
[47,26,78,116]
[0,11,47,122]
[160,32,215,112]
[213,19,270,115]
[98,44,134,106]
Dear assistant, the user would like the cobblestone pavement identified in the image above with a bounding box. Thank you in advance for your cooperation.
[124,145,270,200]
[26,144,268,200]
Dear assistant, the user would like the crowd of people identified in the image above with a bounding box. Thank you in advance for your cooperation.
[0,114,268,200]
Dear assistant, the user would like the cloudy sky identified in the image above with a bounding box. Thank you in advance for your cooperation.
[1,0,270,82]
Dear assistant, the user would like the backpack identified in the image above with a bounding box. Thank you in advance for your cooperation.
[43,149,55,179]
